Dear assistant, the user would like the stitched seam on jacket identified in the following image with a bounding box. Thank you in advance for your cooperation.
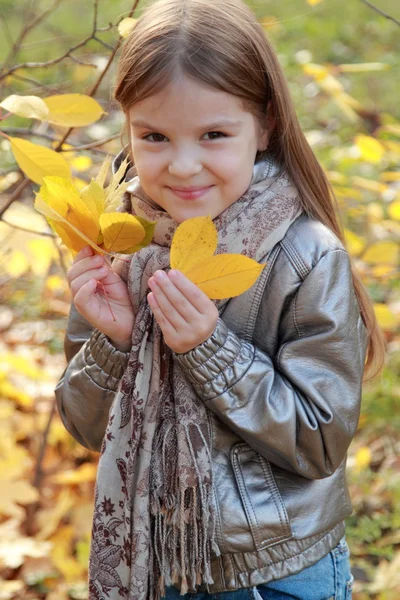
[245,246,280,342]
[233,447,262,547]
[230,525,344,576]
[280,238,309,280]
[258,458,292,545]
[276,249,349,369]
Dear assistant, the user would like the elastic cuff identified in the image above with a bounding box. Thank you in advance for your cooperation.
[174,318,229,366]
[175,319,253,390]
[87,329,129,380]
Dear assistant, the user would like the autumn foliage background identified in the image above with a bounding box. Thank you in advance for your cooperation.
[0,0,399,598]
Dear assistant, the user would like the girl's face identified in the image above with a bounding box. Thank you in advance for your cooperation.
[128,74,269,223]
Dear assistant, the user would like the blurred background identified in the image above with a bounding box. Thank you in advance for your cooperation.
[0,0,399,598]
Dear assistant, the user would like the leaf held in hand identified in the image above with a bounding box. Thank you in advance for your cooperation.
[170,215,217,273]
[99,212,145,252]
[9,137,70,185]
[171,216,265,299]
[186,254,265,299]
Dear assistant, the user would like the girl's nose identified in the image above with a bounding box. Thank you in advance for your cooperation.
[168,157,203,178]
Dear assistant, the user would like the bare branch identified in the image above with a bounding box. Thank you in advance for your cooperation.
[1,128,120,153]
[0,178,31,218]
[0,14,15,49]
[359,0,400,27]
[9,73,68,94]
[55,0,141,151]
[0,219,55,238]
[1,0,64,74]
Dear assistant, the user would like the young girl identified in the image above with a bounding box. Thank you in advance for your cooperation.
[55,0,385,598]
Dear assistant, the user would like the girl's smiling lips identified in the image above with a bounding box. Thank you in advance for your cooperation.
[167,185,214,200]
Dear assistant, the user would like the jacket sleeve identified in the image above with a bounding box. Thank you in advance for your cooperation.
[54,303,129,452]
[174,249,369,480]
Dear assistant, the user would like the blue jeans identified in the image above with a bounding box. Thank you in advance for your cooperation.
[162,537,353,600]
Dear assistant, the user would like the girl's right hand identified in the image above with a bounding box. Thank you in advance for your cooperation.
[67,245,135,351]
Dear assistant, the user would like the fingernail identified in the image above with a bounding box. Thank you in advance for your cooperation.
[154,270,166,281]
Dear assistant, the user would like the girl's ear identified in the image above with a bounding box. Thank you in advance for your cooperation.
[258,102,276,151]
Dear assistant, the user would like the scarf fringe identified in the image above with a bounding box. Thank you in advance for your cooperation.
[150,422,215,598]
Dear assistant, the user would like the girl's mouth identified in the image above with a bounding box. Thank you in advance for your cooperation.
[168,186,213,200]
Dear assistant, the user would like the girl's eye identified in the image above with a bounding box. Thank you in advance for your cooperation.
[204,131,226,140]
[143,133,167,142]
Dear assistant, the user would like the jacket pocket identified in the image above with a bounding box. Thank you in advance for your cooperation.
[231,442,293,550]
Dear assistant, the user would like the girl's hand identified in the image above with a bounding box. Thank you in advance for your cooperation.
[67,245,135,351]
[147,269,219,354]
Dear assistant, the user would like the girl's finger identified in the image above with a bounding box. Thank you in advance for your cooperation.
[147,292,178,335]
[70,265,109,296]
[167,270,214,314]
[148,278,188,330]
[72,245,94,265]
[73,278,98,314]
[150,271,199,322]
[67,254,104,285]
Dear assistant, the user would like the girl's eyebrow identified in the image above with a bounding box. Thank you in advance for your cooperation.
[130,118,242,130]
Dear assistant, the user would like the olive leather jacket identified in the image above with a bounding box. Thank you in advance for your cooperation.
[55,211,368,592]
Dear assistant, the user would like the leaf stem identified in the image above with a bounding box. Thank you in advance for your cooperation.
[98,280,116,322]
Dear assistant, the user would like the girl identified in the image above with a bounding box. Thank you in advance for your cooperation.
[55,0,385,598]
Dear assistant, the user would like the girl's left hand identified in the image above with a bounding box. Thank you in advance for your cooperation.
[147,269,219,354]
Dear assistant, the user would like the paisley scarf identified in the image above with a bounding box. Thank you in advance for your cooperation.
[88,152,303,600]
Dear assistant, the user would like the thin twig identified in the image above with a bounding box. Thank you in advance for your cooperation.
[0,178,31,218]
[1,0,64,74]
[359,0,400,27]
[55,0,141,151]
[8,73,68,94]
[0,219,55,237]
[0,14,15,48]
[1,128,120,153]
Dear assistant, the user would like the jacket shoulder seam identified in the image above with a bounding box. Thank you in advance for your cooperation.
[277,248,350,367]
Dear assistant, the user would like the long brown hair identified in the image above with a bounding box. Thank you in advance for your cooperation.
[114,0,385,381]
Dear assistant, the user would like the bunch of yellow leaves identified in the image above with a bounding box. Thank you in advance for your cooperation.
[171,216,265,299]
[34,156,155,256]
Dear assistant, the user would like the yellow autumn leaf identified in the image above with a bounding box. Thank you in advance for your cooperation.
[170,215,217,273]
[186,254,265,299]
[351,176,387,194]
[81,179,105,221]
[388,201,400,221]
[354,134,385,164]
[362,241,399,266]
[4,250,30,278]
[0,94,49,120]
[103,155,132,212]
[37,176,102,253]
[118,17,137,38]
[43,93,105,127]
[9,137,70,185]
[381,172,400,182]
[53,463,98,485]
[99,212,145,252]
[344,229,365,257]
[70,154,93,172]
[27,238,54,276]
[354,446,372,471]
[0,479,39,518]
[339,62,390,73]
[117,215,156,253]
[302,63,329,81]
[40,176,100,239]
[373,303,398,331]
[49,525,85,582]
[306,0,323,6]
